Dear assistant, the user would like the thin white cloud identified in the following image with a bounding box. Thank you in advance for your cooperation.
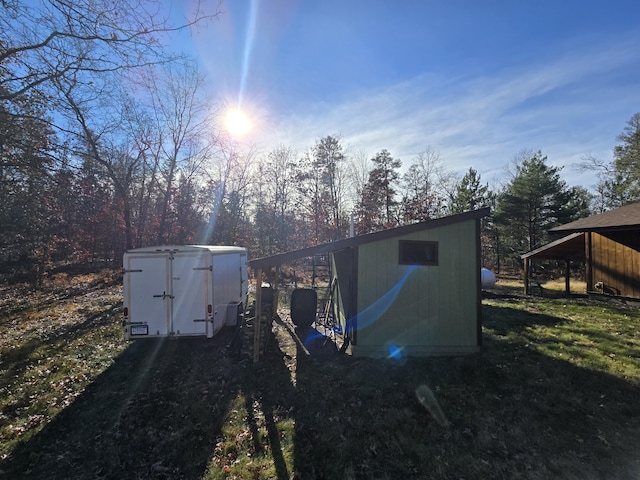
[252,31,640,189]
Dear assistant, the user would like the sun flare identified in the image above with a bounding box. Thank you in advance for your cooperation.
[224,108,251,137]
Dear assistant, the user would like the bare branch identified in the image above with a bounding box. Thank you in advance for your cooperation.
[575,153,612,174]
[0,0,222,101]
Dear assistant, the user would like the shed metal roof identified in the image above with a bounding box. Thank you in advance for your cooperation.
[249,207,490,270]
[550,201,640,234]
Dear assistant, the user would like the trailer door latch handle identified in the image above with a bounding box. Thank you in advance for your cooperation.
[153,291,174,300]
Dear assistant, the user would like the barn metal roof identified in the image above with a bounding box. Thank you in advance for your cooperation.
[520,232,585,261]
[249,207,490,270]
[549,201,640,234]
[521,202,640,261]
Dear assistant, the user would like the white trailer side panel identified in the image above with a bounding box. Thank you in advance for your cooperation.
[212,253,243,328]
[240,252,248,301]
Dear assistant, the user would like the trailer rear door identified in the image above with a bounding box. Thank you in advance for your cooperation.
[124,252,171,337]
[170,251,210,336]
[124,249,211,338]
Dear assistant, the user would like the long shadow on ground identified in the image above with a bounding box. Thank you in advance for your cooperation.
[0,334,241,480]
[3,304,639,480]
[234,323,298,480]
[287,305,640,479]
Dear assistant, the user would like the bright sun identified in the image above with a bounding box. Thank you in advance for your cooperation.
[224,108,251,136]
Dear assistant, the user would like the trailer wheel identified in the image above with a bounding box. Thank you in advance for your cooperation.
[291,288,317,327]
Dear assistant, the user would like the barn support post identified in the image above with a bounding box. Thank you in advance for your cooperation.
[565,260,571,296]
[273,266,280,314]
[585,232,593,292]
[523,258,530,295]
[253,268,262,363]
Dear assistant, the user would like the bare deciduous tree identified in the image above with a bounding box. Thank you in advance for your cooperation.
[138,63,212,244]
[1,0,221,101]
[400,148,453,222]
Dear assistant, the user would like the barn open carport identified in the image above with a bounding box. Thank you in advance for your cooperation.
[521,232,586,296]
[522,201,640,299]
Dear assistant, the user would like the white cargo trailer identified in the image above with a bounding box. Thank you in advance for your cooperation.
[122,245,248,339]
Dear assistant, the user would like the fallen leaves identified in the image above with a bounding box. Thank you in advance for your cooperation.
[0,281,126,459]
[2,276,640,479]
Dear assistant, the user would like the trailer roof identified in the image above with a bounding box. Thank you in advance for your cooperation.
[124,245,247,254]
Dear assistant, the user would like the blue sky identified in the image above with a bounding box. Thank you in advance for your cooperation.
[185,0,640,189]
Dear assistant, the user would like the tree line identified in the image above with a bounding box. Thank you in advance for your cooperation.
[2,1,639,286]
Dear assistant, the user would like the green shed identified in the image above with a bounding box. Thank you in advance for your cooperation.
[249,207,490,358]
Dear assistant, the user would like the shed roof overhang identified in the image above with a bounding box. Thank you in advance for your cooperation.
[520,232,586,261]
[249,207,490,270]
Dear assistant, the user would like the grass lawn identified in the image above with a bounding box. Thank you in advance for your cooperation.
[0,274,639,479]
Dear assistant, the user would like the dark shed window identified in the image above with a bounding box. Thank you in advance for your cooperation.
[398,240,438,266]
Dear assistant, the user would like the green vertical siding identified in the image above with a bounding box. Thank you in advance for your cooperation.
[331,248,355,336]
[353,219,479,357]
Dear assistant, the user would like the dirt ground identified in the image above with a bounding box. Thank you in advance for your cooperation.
[1,277,639,479]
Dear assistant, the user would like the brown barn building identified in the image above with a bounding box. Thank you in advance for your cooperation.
[521,201,640,298]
